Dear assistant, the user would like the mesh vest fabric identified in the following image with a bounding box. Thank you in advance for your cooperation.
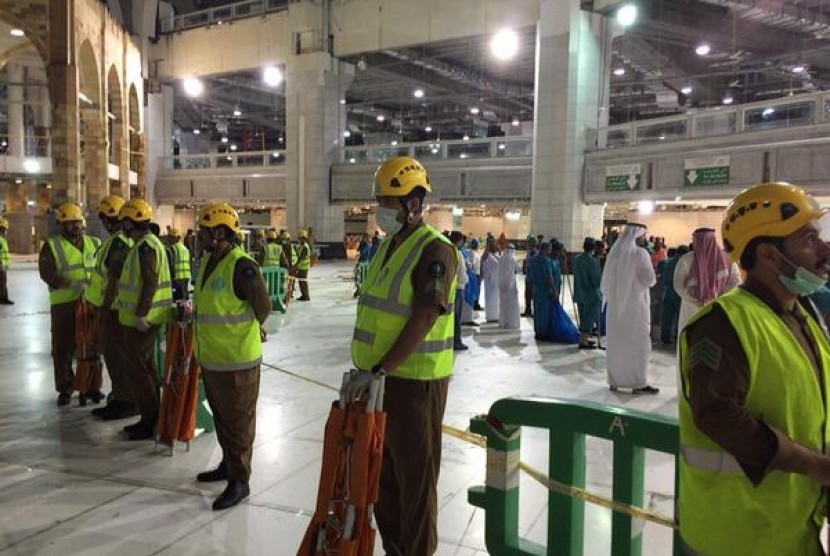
[46,235,98,305]
[117,233,173,327]
[352,225,456,380]
[194,248,262,371]
[172,242,191,281]
[679,288,830,556]
[264,243,282,268]
[0,237,9,269]
[85,232,133,307]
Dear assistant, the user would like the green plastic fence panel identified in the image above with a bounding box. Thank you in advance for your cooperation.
[468,397,681,556]
[261,266,287,313]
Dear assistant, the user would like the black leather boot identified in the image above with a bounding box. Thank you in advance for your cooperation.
[212,481,250,511]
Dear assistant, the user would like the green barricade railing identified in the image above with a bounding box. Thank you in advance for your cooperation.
[354,261,369,294]
[262,266,287,313]
[468,397,680,556]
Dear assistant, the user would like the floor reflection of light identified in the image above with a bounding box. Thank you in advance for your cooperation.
[27,371,44,393]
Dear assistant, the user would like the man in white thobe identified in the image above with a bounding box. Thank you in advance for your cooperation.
[462,239,481,324]
[497,245,521,329]
[600,223,659,394]
[481,238,501,322]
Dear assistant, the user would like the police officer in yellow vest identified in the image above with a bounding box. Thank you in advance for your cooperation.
[38,203,99,406]
[117,199,173,440]
[192,203,271,510]
[168,228,191,301]
[680,182,830,556]
[347,156,457,555]
[295,230,312,301]
[85,195,139,420]
[0,217,13,305]
[263,230,282,267]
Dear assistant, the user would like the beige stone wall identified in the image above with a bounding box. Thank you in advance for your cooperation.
[0,1,48,62]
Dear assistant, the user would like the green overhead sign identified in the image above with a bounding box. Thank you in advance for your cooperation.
[605,164,641,192]
[684,156,730,187]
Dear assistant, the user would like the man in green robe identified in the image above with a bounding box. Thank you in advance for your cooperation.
[572,237,602,349]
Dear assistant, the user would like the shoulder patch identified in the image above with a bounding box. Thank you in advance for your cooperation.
[688,338,723,371]
[428,261,445,278]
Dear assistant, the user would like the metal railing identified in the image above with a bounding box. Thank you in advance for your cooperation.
[341,136,533,165]
[598,91,830,149]
[162,149,286,171]
[160,0,289,34]
[468,397,680,556]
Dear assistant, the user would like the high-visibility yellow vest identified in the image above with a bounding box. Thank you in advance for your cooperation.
[117,233,173,327]
[85,231,133,308]
[352,225,456,380]
[172,241,191,281]
[296,243,311,271]
[46,235,98,305]
[194,247,262,371]
[0,236,9,269]
[264,242,282,268]
[679,288,830,556]
[289,243,298,266]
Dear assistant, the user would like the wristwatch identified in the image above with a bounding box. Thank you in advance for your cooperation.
[370,364,387,376]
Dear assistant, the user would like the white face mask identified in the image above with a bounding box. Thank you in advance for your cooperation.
[376,206,404,236]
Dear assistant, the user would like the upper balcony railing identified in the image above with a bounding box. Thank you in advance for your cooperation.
[341,136,533,165]
[162,149,286,171]
[160,0,289,34]
[597,91,830,150]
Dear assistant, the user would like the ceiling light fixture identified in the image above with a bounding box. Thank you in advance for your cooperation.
[681,85,693,95]
[221,136,228,144]
[183,77,204,97]
[343,130,351,138]
[722,94,734,105]
[193,128,201,135]
[233,107,242,117]
[490,29,520,61]
[792,64,806,73]
[695,44,711,56]
[413,88,425,98]
[10,29,24,37]
[511,118,520,126]
[339,99,346,105]
[463,134,470,141]
[230,144,238,151]
[470,107,480,115]
[613,67,625,76]
[762,107,775,117]
[391,140,398,146]
[616,4,638,27]
[376,114,385,122]
[424,125,432,132]
[262,66,283,87]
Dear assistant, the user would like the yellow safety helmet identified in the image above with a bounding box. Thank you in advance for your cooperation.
[169,227,182,238]
[282,232,291,240]
[198,202,241,234]
[119,198,153,222]
[722,182,826,264]
[373,156,431,197]
[267,230,278,240]
[98,195,126,218]
[0,217,8,229]
[299,230,308,239]
[56,202,85,223]
[255,229,265,238]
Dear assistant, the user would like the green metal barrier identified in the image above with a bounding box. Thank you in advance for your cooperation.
[468,397,680,556]
[354,261,369,294]
[262,266,287,313]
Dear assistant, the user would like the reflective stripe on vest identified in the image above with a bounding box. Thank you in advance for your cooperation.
[352,225,456,380]
[47,235,98,305]
[0,237,9,269]
[117,233,173,327]
[85,232,133,308]
[194,248,262,372]
[172,242,191,281]
[678,288,830,556]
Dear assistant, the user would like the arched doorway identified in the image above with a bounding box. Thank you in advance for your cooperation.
[78,40,104,212]
[107,65,125,197]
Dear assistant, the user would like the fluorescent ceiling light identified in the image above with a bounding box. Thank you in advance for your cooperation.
[10,29,24,37]
[722,95,734,105]
[230,144,238,151]
[490,29,520,61]
[695,44,711,56]
[221,136,228,143]
[343,130,351,137]
[463,134,470,141]
[792,65,806,73]
[376,115,385,122]
[681,86,693,95]
[470,107,480,115]
[613,67,625,76]
[511,118,520,126]
[762,107,775,117]
[424,125,432,132]
[413,88,424,98]
[192,128,200,135]
[391,140,398,146]
[616,4,638,27]
[183,77,203,97]
[233,108,242,117]
[262,66,283,87]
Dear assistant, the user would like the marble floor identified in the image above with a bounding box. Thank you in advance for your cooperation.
[0,260,681,555]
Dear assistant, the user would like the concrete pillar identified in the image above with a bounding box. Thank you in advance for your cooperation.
[145,85,174,204]
[530,0,609,250]
[49,0,81,206]
[7,64,25,158]
[285,53,354,242]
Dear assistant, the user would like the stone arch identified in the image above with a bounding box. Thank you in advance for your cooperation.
[77,39,105,211]
[0,9,48,64]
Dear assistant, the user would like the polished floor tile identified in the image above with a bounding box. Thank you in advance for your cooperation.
[0,261,681,555]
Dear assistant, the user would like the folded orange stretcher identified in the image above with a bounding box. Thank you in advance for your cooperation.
[156,320,201,455]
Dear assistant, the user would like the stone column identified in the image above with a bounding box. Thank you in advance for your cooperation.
[145,84,174,204]
[285,52,354,243]
[530,0,610,250]
[81,107,108,211]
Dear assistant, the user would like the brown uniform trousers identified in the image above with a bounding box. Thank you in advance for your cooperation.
[202,366,261,482]
[50,301,78,394]
[98,309,133,403]
[122,325,160,423]
[376,376,450,556]
[296,269,309,298]
[0,268,8,300]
